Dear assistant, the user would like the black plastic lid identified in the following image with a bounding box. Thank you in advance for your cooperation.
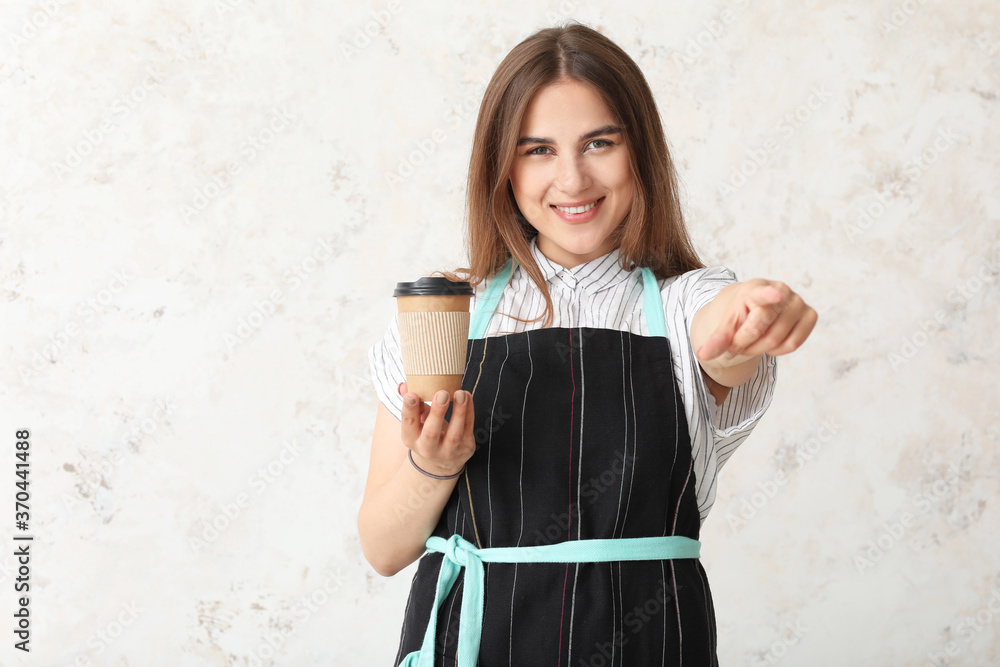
[393,276,474,297]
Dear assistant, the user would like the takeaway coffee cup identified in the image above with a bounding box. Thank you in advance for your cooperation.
[393,276,474,403]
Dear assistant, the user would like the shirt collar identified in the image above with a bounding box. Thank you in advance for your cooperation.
[526,236,634,294]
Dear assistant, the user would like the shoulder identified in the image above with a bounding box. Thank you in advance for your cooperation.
[658,265,738,312]
[661,265,738,290]
[471,265,511,302]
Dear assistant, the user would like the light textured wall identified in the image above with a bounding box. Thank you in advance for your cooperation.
[1,0,997,665]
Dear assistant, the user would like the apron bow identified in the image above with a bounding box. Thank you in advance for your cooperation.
[398,534,700,667]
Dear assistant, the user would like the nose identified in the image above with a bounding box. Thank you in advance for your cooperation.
[554,154,590,194]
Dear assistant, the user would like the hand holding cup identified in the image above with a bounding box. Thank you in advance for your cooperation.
[398,382,476,478]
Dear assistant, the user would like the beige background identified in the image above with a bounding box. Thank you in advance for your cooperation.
[1,0,997,665]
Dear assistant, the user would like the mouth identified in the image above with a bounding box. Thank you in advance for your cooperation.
[550,196,605,222]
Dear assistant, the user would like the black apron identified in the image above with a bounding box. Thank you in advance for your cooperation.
[394,257,718,667]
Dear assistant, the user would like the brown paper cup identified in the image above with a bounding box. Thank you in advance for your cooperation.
[395,290,471,403]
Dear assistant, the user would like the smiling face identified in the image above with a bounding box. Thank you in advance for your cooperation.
[508,78,634,269]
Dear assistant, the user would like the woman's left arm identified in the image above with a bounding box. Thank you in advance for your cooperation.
[690,279,818,389]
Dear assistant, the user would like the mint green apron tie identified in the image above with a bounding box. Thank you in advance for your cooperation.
[398,534,701,667]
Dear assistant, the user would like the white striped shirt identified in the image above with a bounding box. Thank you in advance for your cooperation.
[368,235,778,525]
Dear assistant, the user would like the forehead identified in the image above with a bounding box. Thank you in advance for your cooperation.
[519,80,615,135]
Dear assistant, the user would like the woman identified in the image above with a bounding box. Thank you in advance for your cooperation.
[360,21,817,666]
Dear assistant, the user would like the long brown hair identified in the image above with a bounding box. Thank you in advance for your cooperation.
[433,21,705,328]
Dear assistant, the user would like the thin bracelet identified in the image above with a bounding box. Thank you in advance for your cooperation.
[408,449,465,480]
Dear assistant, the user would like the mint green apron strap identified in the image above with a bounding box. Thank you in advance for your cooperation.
[468,257,515,340]
[470,258,663,340]
[403,533,700,667]
[641,266,666,338]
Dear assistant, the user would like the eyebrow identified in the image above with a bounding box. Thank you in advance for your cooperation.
[516,124,622,147]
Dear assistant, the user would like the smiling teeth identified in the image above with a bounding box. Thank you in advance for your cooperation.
[554,200,598,214]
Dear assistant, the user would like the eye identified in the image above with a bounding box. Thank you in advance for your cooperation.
[525,146,551,155]
[587,138,613,150]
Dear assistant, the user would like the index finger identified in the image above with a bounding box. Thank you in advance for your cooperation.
[696,307,742,361]
[730,288,788,354]
[399,383,427,446]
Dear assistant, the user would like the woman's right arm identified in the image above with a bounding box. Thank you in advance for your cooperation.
[357,385,476,577]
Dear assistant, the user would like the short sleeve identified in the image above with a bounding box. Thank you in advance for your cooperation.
[368,313,406,422]
[682,265,737,323]
[681,266,779,469]
[662,265,779,523]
